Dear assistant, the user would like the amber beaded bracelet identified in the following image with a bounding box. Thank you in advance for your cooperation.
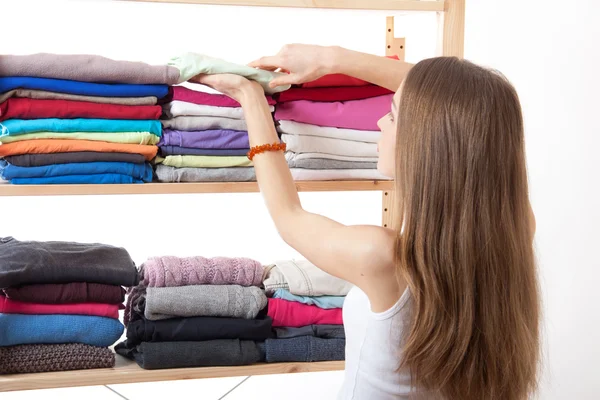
[247,142,287,161]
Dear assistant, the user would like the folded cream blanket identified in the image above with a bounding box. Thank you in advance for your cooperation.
[263,259,354,297]
[281,134,378,157]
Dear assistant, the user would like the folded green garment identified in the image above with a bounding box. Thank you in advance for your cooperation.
[0,131,159,145]
[168,53,290,94]
[157,155,252,168]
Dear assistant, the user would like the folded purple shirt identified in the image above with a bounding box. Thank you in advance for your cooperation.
[159,129,249,149]
[159,146,249,157]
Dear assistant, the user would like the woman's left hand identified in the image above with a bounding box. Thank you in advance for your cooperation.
[190,73,263,103]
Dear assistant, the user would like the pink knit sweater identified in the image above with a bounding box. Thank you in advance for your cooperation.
[124,256,264,326]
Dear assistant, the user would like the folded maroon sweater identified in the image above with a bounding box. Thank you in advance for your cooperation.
[2,282,126,304]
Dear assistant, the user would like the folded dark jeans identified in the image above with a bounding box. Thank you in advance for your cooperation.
[260,336,346,363]
[126,312,274,345]
[0,237,138,288]
[274,325,345,339]
[115,339,264,370]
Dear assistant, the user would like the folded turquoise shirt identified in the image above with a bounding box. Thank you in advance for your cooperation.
[0,314,124,347]
[168,53,290,95]
[0,160,153,182]
[0,118,162,137]
[272,288,345,309]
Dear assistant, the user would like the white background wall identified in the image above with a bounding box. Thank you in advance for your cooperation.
[1,0,599,399]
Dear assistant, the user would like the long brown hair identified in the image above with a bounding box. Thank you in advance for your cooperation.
[395,57,540,399]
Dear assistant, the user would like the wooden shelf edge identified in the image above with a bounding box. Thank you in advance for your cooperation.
[0,359,345,392]
[0,180,394,196]
[123,0,445,12]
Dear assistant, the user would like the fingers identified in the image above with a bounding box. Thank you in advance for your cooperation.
[269,74,297,88]
[248,55,281,70]
[190,73,214,85]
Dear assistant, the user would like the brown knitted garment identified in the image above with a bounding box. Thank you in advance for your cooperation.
[0,343,115,374]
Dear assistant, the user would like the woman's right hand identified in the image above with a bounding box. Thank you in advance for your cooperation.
[249,44,338,89]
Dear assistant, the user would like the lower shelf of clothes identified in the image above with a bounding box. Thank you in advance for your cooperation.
[0,356,345,392]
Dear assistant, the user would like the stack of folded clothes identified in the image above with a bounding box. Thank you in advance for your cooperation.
[0,52,290,185]
[155,85,277,183]
[261,259,352,363]
[0,236,138,374]
[117,255,269,370]
[0,54,173,184]
[274,56,397,181]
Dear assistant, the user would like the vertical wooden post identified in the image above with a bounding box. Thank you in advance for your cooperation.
[385,16,406,59]
[438,0,465,57]
[382,189,396,229]
[382,16,403,229]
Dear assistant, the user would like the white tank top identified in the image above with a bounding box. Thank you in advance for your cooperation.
[338,286,415,399]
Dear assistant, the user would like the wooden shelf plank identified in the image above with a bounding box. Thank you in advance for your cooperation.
[0,358,345,392]
[0,180,393,197]
[124,0,446,12]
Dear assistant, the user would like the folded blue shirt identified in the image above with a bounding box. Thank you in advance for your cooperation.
[0,118,162,137]
[6,174,148,185]
[159,146,249,157]
[272,288,345,309]
[0,314,124,347]
[0,76,168,98]
[0,160,153,182]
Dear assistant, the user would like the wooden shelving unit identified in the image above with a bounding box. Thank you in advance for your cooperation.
[1,357,344,392]
[126,0,446,12]
[0,180,392,197]
[0,0,465,392]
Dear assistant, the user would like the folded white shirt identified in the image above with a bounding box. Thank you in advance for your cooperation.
[164,100,274,119]
[290,168,391,181]
[285,152,379,163]
[281,134,378,158]
[278,120,380,143]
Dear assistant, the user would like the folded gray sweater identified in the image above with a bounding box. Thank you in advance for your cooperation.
[144,285,267,321]
[155,165,256,183]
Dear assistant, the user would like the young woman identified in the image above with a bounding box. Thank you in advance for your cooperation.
[195,44,540,400]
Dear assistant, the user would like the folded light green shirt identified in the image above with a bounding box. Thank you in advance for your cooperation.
[158,155,253,168]
[168,53,290,95]
[0,131,160,145]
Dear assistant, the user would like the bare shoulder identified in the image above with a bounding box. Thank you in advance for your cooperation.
[351,225,404,312]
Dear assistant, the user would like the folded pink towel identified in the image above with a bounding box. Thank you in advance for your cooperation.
[124,256,264,326]
[274,94,393,131]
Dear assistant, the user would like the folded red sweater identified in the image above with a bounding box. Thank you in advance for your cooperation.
[0,98,162,121]
[276,84,392,103]
[0,295,120,319]
[267,298,343,327]
[301,55,400,88]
